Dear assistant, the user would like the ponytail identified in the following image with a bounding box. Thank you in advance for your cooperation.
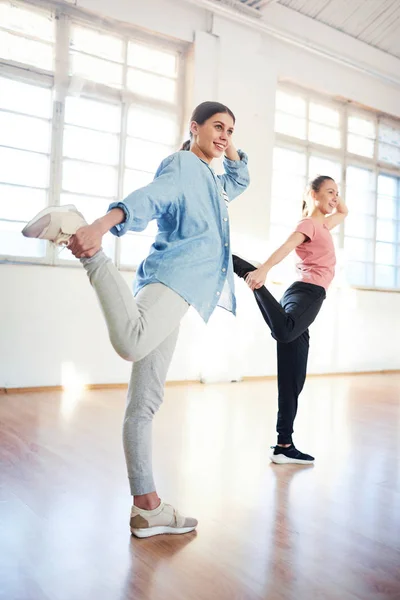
[180,139,191,151]
[302,199,308,217]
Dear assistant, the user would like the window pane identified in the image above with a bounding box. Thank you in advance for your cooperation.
[346,166,375,215]
[274,112,306,139]
[0,112,51,153]
[309,122,340,148]
[271,172,306,201]
[70,25,123,62]
[275,91,306,117]
[344,214,375,238]
[0,30,54,71]
[375,265,395,287]
[128,43,177,77]
[309,103,340,127]
[0,78,52,118]
[346,189,375,216]
[0,185,47,222]
[344,237,374,262]
[125,138,171,172]
[347,134,374,158]
[348,116,375,138]
[273,147,306,176]
[376,219,396,243]
[123,169,154,197]
[70,53,123,88]
[120,232,154,267]
[375,242,396,265]
[0,220,46,257]
[377,175,397,197]
[0,147,49,187]
[65,97,121,133]
[347,166,375,191]
[345,261,373,286]
[127,106,177,145]
[63,125,119,165]
[127,69,176,103]
[270,197,302,224]
[377,195,397,220]
[62,160,117,197]
[379,122,400,146]
[269,223,295,248]
[378,142,400,166]
[0,3,54,41]
[309,156,341,182]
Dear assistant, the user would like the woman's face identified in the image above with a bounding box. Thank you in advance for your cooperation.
[190,112,234,161]
[312,179,339,214]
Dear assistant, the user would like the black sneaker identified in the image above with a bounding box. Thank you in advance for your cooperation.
[270,444,315,465]
[232,254,260,279]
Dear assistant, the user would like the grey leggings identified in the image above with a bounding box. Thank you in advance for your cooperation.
[81,251,189,495]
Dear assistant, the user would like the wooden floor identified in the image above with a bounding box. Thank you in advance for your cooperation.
[1,374,400,600]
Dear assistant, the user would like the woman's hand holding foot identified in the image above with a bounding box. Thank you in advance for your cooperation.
[68,222,104,258]
[245,265,269,291]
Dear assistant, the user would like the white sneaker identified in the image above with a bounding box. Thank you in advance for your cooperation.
[22,205,87,246]
[130,502,198,539]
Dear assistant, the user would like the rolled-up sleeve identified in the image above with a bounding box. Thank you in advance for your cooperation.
[108,155,180,236]
[217,149,250,201]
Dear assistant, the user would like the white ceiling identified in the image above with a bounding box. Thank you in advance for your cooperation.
[268,0,400,59]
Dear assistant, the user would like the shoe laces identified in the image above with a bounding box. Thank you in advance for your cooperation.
[53,232,72,246]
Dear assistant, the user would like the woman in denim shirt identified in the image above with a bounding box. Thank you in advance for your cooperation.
[22,101,250,538]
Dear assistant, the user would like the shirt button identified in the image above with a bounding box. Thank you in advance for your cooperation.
[223,217,228,222]
[225,243,228,247]
[222,268,226,272]
[216,291,220,296]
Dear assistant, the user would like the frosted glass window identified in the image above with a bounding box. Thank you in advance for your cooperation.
[275,112,306,139]
[128,42,177,77]
[127,69,176,103]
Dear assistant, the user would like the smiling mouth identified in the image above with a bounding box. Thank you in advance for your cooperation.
[214,142,225,151]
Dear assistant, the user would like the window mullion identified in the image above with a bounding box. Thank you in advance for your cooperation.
[115,39,129,269]
[48,9,69,266]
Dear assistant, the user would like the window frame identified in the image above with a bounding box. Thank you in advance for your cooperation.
[272,82,400,291]
[0,0,188,270]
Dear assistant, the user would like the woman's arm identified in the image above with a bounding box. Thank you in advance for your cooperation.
[325,196,349,230]
[217,143,250,201]
[245,231,307,291]
[68,155,180,258]
[67,208,125,258]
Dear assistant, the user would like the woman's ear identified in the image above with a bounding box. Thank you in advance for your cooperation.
[190,121,199,136]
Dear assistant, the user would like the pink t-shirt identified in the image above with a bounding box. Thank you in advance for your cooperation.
[294,217,336,290]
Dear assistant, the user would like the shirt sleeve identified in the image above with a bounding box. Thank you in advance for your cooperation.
[217,149,250,201]
[108,154,180,236]
[295,218,316,241]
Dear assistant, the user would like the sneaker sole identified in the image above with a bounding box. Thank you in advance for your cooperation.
[22,205,80,237]
[270,454,314,465]
[131,525,196,539]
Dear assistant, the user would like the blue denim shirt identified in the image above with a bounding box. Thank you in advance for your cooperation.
[109,149,249,323]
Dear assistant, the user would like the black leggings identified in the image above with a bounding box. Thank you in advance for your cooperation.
[233,255,325,444]
[254,282,325,444]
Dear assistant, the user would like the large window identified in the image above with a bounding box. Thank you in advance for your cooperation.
[272,85,400,289]
[0,0,184,267]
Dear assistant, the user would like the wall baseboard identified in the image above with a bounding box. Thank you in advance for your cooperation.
[1,370,400,395]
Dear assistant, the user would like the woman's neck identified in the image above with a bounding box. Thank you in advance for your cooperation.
[309,207,325,222]
[190,144,213,165]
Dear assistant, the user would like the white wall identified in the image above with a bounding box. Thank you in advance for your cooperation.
[1,0,400,388]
